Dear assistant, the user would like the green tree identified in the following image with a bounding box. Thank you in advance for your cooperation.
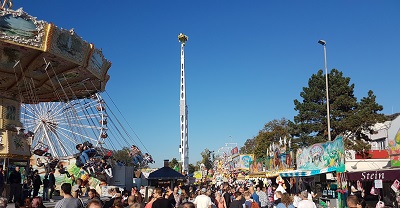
[241,118,293,158]
[292,69,385,150]
[200,149,214,170]
[240,138,256,154]
[169,158,180,171]
[113,147,133,166]
[188,163,198,174]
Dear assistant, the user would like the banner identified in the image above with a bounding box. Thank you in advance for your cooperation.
[389,128,400,167]
[237,154,254,170]
[296,136,345,172]
[193,171,202,179]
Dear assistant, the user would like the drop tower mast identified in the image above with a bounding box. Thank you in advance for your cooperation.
[178,33,189,174]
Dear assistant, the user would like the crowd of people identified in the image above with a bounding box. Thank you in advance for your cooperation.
[75,182,321,208]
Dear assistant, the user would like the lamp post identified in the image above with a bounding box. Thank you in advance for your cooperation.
[318,40,332,141]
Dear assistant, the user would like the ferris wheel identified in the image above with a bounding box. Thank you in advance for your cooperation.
[21,93,109,158]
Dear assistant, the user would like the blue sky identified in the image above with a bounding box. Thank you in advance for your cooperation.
[16,1,400,168]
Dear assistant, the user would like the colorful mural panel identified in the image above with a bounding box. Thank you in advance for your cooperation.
[48,27,91,66]
[0,9,48,50]
[296,136,345,172]
[389,128,400,167]
[235,154,253,170]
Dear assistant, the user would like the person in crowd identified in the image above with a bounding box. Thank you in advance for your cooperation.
[188,192,196,203]
[143,153,154,164]
[346,195,359,208]
[256,186,268,208]
[180,189,189,203]
[229,192,243,208]
[42,175,49,201]
[76,142,96,165]
[152,187,172,208]
[57,163,70,178]
[49,169,56,202]
[170,186,181,207]
[23,197,32,208]
[248,186,260,207]
[104,188,118,208]
[193,188,212,208]
[358,198,366,208]
[54,183,84,208]
[101,159,113,178]
[45,157,59,176]
[276,193,294,208]
[243,191,253,208]
[126,195,138,208]
[215,191,226,208]
[32,170,42,197]
[273,191,282,206]
[88,189,103,207]
[0,197,7,208]
[95,179,107,195]
[297,191,316,208]
[292,191,302,208]
[32,196,46,208]
[129,145,143,165]
[22,179,32,200]
[139,186,146,198]
[145,193,157,208]
[112,196,124,208]
[86,157,97,175]
[72,178,84,198]
[8,166,22,203]
[178,202,195,208]
[305,186,316,201]
[0,166,4,198]
[87,199,103,208]
[222,183,231,208]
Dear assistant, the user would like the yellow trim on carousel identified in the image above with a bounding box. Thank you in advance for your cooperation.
[0,154,31,160]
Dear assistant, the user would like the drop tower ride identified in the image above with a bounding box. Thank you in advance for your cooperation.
[178,33,188,174]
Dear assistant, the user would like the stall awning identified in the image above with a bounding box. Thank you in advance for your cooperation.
[346,168,400,182]
[280,167,337,177]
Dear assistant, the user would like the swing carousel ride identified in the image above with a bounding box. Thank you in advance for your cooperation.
[0,1,149,178]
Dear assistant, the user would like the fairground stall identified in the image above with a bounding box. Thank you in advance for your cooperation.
[247,137,295,192]
[345,122,400,208]
[280,136,346,208]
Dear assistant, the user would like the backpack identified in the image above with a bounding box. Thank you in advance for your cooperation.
[251,201,260,208]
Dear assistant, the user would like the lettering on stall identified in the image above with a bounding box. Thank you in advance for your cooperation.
[361,171,384,180]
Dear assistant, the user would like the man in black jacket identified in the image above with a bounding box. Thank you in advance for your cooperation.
[8,166,22,203]
[49,169,56,202]
[152,187,172,208]
[32,170,42,197]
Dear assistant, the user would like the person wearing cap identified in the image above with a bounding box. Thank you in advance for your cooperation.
[193,188,212,208]
[297,191,316,208]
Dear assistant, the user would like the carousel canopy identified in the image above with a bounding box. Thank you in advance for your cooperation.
[0,7,111,103]
[147,166,186,180]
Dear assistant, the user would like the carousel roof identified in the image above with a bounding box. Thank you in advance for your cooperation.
[0,7,111,103]
[147,166,186,180]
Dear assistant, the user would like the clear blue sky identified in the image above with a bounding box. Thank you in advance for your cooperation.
[16,1,400,168]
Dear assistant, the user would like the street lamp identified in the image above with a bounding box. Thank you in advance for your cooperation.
[318,40,332,141]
